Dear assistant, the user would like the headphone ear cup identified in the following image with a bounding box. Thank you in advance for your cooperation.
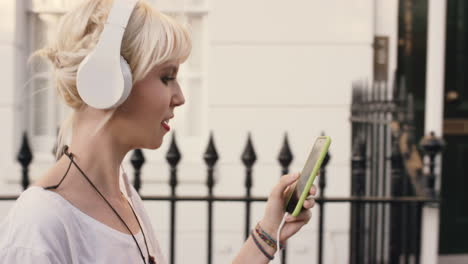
[76,0,138,110]
[77,54,133,109]
[114,56,133,107]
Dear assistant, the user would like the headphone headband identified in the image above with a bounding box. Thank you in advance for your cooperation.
[76,0,138,109]
[106,0,138,28]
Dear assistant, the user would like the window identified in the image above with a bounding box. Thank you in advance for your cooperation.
[27,5,65,159]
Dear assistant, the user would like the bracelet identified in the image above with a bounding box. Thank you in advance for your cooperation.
[251,230,274,260]
[255,222,285,250]
[255,226,277,250]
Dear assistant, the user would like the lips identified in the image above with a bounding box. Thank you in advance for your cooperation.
[161,120,170,131]
[161,115,173,131]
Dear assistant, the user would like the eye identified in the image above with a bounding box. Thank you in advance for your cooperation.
[161,76,176,85]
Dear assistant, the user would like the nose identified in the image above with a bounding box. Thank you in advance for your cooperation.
[172,83,185,107]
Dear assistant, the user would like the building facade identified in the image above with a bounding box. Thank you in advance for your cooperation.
[1,0,463,263]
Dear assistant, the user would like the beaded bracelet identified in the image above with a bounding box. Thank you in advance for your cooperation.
[251,230,274,260]
[255,222,285,250]
[255,226,277,250]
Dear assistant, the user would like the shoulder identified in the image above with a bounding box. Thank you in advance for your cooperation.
[4,186,67,227]
[128,184,149,214]
[0,246,58,264]
[0,187,71,254]
[128,184,142,202]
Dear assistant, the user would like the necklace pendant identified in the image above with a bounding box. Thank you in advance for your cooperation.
[149,255,156,264]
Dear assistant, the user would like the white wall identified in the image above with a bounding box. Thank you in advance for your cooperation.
[136,0,375,262]
[0,0,29,194]
[160,0,374,263]
[422,0,447,263]
[374,0,398,84]
[0,0,378,263]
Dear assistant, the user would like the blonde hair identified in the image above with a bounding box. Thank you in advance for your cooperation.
[31,0,192,159]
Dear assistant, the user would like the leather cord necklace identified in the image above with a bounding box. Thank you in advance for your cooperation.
[44,145,156,264]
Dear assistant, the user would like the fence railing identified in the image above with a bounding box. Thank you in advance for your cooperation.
[2,78,444,264]
[349,77,444,264]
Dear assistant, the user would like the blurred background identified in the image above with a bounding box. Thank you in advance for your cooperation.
[0,0,466,263]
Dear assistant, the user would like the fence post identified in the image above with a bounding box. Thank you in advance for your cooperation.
[350,133,366,264]
[204,132,218,264]
[403,93,423,262]
[166,133,181,264]
[17,132,33,190]
[420,132,445,199]
[350,83,367,264]
[51,127,60,159]
[130,149,145,193]
[241,133,256,240]
[278,133,293,176]
[419,131,444,264]
[278,133,293,264]
[390,122,404,264]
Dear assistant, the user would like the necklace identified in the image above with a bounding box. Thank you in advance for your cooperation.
[45,145,156,264]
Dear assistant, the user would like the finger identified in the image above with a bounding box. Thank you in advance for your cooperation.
[309,184,317,196]
[272,173,300,198]
[285,210,312,223]
[303,198,316,209]
[282,185,292,196]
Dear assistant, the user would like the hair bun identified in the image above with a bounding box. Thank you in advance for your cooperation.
[53,55,62,69]
[40,46,60,69]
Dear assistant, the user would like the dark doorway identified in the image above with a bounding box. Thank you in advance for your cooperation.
[397,0,468,255]
[439,0,468,255]
[397,0,428,141]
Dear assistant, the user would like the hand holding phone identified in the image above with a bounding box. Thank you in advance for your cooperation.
[284,136,331,217]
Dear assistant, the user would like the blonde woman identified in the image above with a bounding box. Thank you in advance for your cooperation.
[0,0,316,263]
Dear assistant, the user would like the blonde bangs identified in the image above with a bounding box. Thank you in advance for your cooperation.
[31,0,193,158]
[123,2,192,82]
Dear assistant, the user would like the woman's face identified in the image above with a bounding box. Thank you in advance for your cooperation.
[113,61,185,149]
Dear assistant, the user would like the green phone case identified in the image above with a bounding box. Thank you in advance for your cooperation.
[285,136,331,217]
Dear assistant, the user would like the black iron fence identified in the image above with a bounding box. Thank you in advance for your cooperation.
[349,78,444,264]
[2,78,444,264]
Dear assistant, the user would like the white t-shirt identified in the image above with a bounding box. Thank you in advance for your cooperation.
[0,173,167,264]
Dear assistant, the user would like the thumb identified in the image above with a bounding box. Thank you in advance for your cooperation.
[272,172,300,198]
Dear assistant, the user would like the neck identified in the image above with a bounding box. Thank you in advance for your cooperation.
[59,109,131,199]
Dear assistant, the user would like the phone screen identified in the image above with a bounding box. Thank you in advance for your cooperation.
[285,137,328,214]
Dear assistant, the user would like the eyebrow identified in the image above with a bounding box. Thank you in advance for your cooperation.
[161,65,179,74]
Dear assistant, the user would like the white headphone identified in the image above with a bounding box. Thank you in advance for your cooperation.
[77,0,138,109]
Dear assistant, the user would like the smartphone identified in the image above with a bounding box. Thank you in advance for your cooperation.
[284,136,331,217]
